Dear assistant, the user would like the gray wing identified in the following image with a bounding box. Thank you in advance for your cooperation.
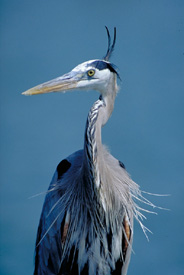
[34,150,83,275]
[34,154,133,275]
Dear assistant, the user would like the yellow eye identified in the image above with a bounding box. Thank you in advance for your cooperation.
[87,69,95,77]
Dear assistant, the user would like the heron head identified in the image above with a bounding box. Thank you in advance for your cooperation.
[22,27,119,96]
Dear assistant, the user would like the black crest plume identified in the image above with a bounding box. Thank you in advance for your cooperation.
[104,26,116,61]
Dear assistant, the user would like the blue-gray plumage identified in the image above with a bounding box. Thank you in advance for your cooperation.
[23,27,153,275]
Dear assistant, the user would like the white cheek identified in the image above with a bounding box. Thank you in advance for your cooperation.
[98,69,111,80]
[75,68,112,93]
[76,80,92,90]
[95,69,111,91]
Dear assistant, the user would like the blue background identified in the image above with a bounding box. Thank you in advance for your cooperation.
[0,1,184,274]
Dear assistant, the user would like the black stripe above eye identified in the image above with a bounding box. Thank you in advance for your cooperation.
[90,60,120,79]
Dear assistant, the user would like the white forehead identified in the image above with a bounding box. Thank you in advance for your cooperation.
[72,59,100,72]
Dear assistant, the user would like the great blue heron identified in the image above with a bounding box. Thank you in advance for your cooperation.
[23,27,153,275]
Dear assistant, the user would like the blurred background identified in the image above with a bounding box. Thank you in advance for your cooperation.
[0,0,183,274]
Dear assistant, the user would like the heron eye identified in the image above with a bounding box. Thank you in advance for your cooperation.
[87,69,95,77]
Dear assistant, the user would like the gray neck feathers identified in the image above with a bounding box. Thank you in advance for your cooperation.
[83,75,118,192]
[84,98,105,189]
[83,94,116,191]
[83,74,118,198]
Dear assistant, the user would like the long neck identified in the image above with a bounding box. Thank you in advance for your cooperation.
[83,98,104,189]
[83,75,117,191]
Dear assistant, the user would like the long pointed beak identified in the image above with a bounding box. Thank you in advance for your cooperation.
[22,71,82,96]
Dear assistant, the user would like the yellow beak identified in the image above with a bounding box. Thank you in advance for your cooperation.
[22,71,81,96]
